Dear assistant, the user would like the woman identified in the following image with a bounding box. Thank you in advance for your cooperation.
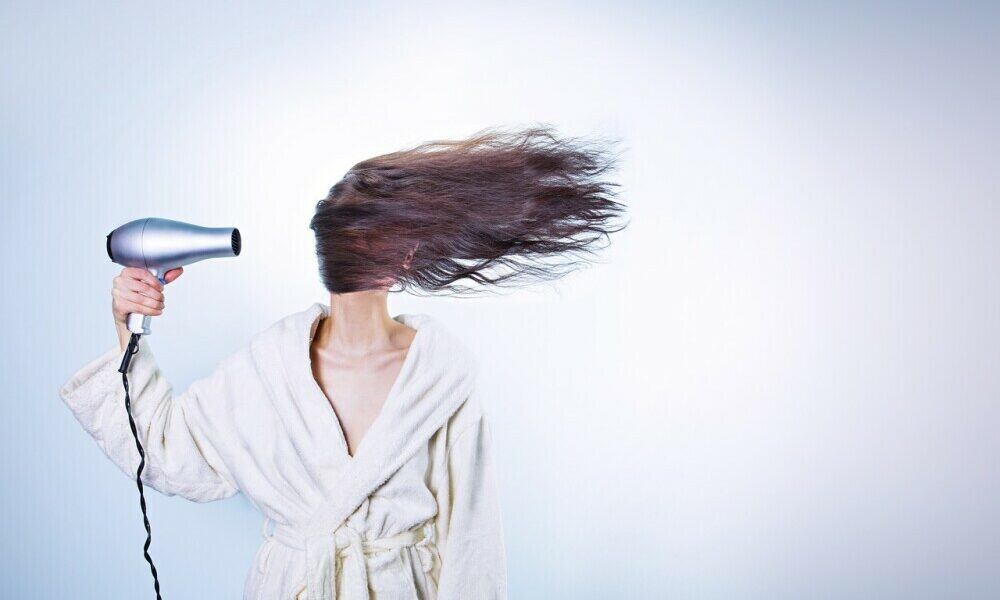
[59,127,625,599]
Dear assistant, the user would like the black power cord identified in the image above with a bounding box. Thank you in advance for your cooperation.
[118,332,163,599]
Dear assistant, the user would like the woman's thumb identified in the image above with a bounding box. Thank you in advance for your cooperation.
[163,267,184,284]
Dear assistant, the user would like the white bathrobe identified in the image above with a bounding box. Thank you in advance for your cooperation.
[58,302,507,600]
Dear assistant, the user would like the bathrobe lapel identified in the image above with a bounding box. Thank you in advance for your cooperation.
[278,303,474,599]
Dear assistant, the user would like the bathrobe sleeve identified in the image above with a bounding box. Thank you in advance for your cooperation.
[435,411,508,599]
[58,336,239,502]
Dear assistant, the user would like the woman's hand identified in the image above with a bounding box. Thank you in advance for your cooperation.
[112,267,183,350]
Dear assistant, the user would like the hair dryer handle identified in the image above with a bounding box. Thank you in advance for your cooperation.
[126,269,168,335]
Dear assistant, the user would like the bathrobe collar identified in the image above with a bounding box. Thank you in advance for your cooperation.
[277,302,475,536]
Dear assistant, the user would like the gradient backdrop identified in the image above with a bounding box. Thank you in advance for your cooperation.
[2,2,998,598]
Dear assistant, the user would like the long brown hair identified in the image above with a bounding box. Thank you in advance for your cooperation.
[309,126,627,294]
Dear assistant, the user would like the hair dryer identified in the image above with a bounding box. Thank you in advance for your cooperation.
[107,217,241,335]
[105,217,241,599]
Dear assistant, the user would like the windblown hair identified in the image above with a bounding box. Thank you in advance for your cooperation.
[309,126,627,295]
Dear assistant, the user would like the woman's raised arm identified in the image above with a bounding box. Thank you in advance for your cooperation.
[58,267,239,502]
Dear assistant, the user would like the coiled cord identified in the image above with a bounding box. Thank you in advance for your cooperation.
[119,332,163,599]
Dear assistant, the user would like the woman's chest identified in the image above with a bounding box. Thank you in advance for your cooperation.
[212,379,446,516]
[310,348,409,457]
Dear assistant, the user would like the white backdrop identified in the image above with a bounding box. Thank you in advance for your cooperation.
[2,2,998,598]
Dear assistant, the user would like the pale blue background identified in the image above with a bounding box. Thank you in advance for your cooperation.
[3,2,999,598]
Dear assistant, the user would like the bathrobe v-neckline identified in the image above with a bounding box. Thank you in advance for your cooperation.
[279,302,475,537]
[299,303,425,463]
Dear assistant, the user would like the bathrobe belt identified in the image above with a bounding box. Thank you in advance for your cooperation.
[262,517,436,600]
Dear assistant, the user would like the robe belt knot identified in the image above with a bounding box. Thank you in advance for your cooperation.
[262,518,436,600]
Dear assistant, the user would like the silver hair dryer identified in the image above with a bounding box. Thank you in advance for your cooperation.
[106,217,241,335]
[104,217,240,598]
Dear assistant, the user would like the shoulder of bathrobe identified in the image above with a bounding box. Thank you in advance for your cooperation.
[400,313,486,441]
[401,312,480,379]
[208,303,319,375]
[245,304,310,346]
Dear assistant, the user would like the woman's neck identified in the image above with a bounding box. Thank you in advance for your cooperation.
[316,290,400,355]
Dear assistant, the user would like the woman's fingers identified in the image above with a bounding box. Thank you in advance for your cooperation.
[113,288,164,313]
[112,267,169,324]
[118,276,164,302]
[122,267,164,291]
[113,300,163,322]
[112,295,163,320]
